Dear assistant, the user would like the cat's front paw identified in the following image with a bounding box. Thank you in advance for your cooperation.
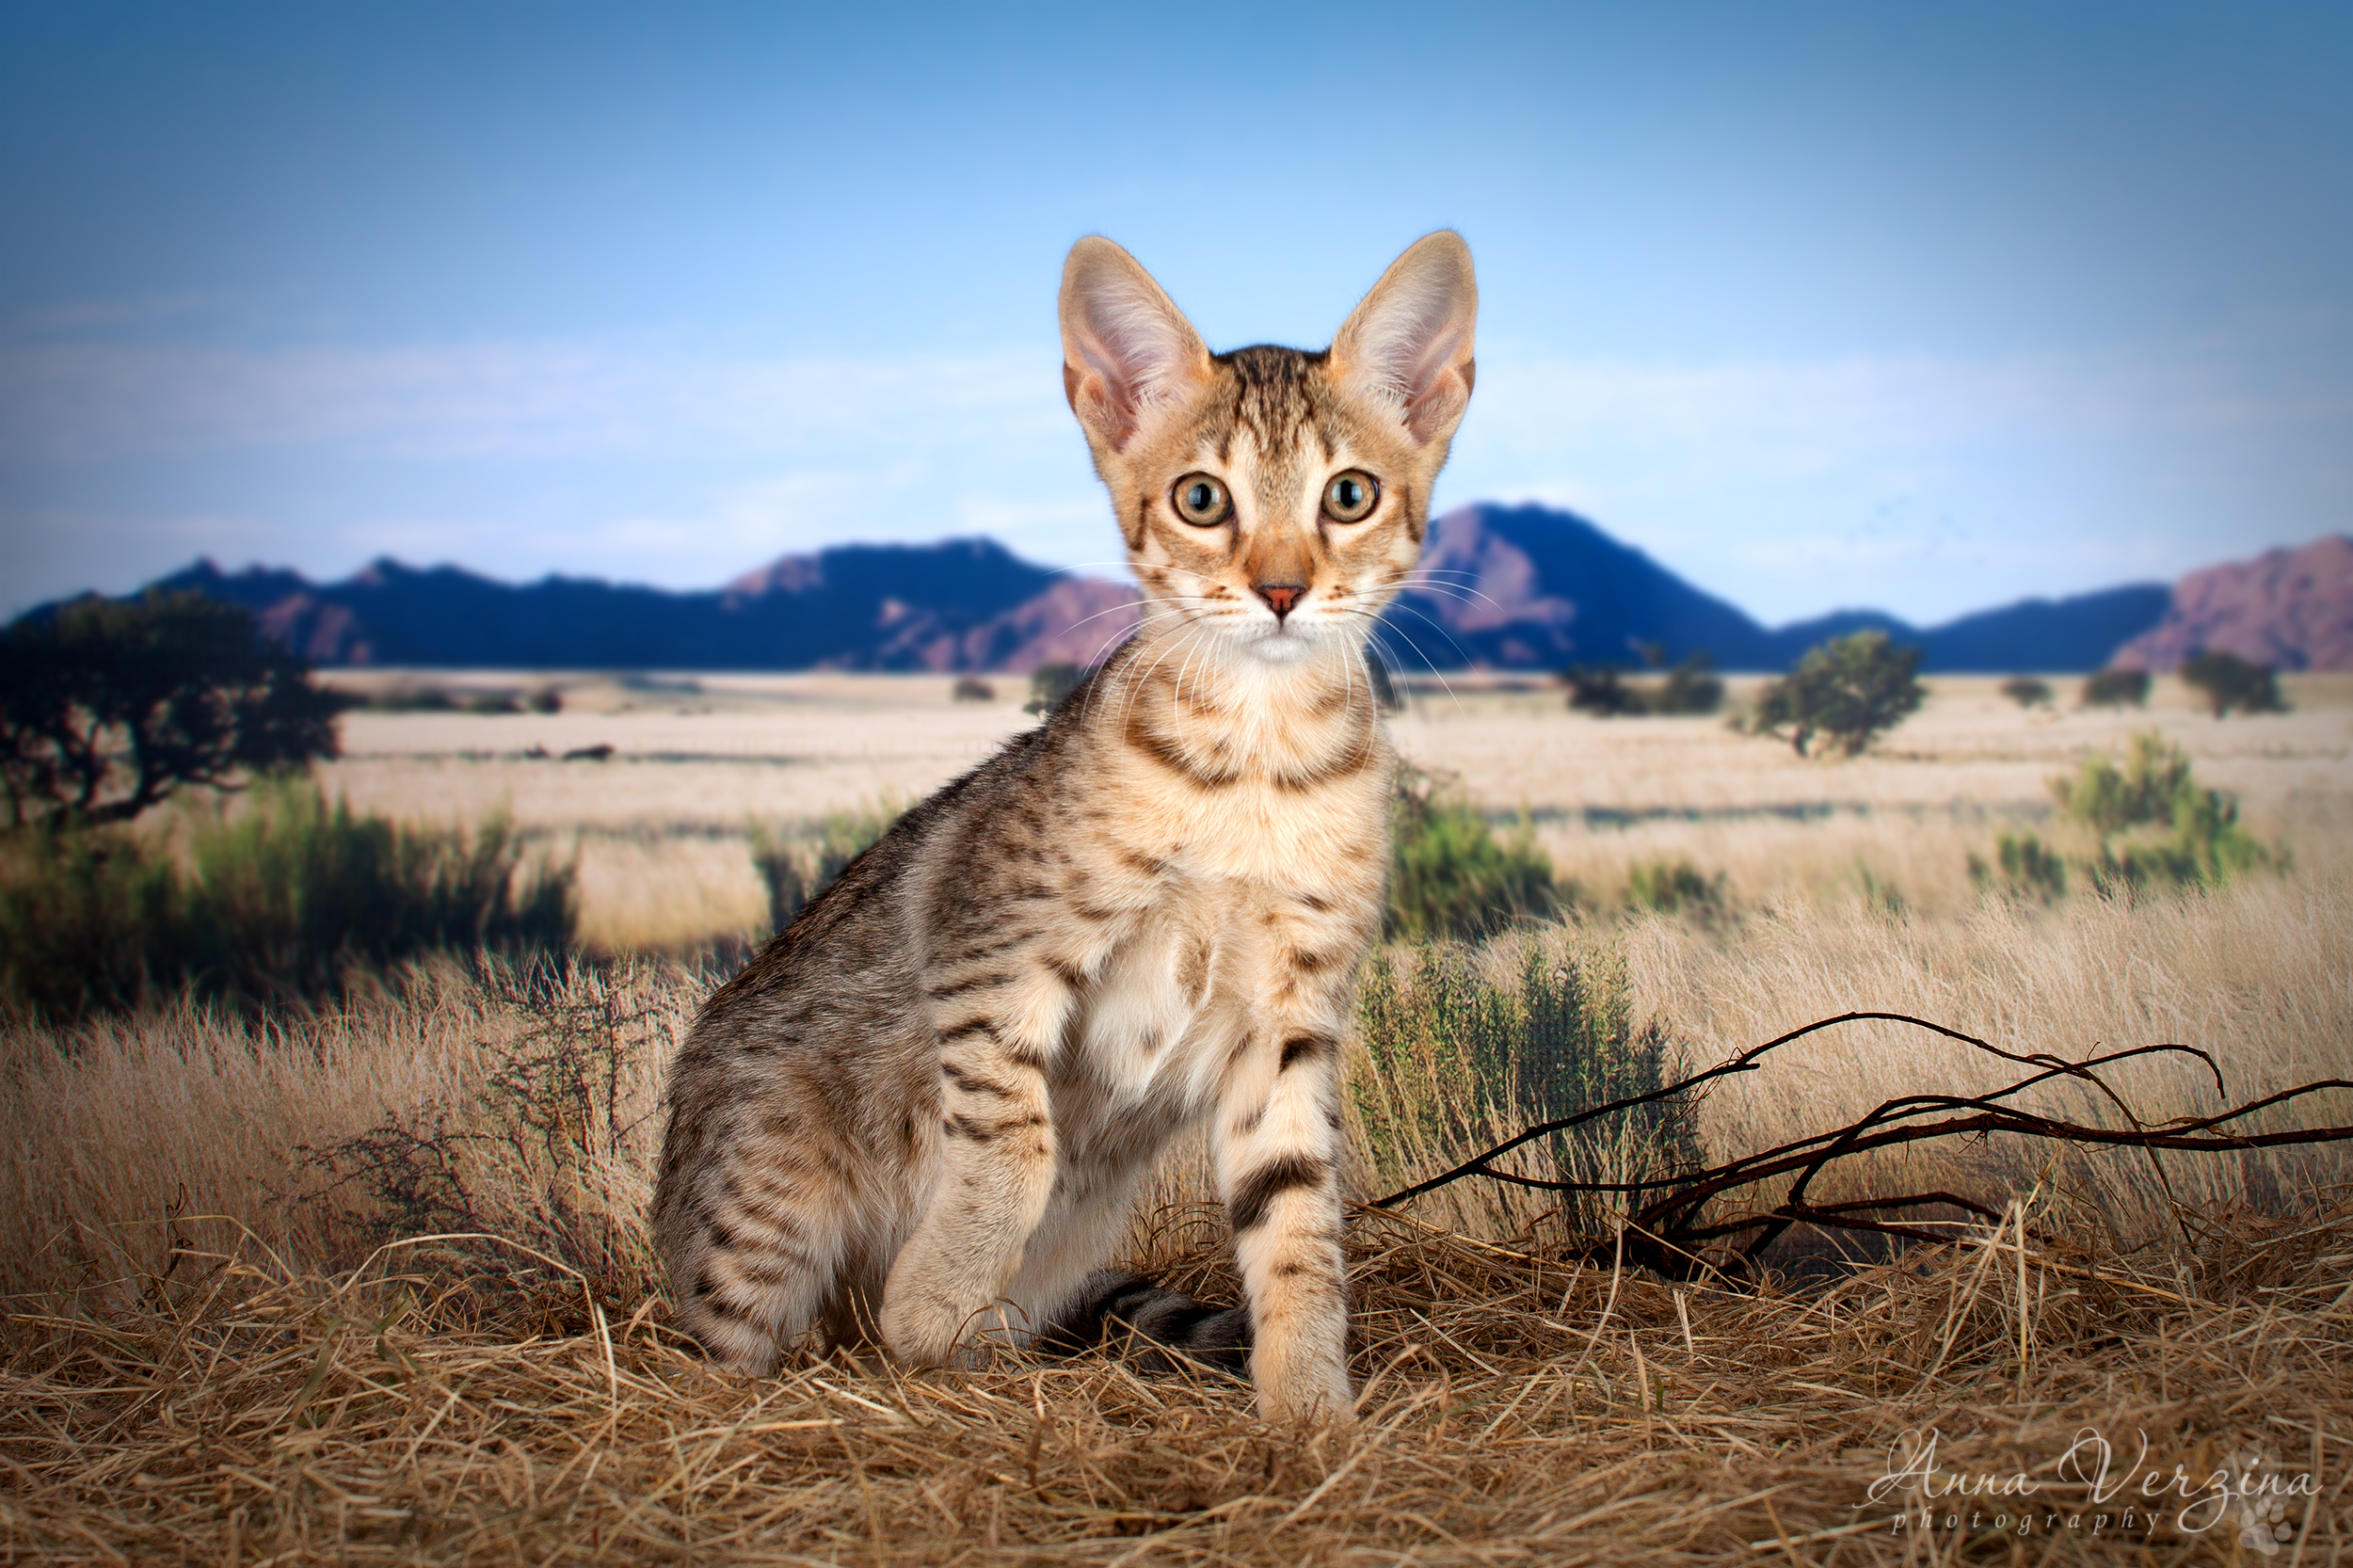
[878,1288,971,1367]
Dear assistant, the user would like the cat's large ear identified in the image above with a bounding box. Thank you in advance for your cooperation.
[1059,236,1213,454]
[1330,231,1478,447]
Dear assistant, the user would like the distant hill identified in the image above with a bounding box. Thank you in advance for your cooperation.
[1376,504,2171,674]
[2111,535,2353,672]
[44,504,2199,673]
[142,540,1116,672]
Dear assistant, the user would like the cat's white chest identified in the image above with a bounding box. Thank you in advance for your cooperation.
[1071,896,1228,1112]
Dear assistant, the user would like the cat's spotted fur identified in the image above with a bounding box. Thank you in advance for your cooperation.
[654,232,1476,1423]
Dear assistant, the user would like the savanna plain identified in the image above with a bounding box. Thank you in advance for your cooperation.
[5,672,2350,1565]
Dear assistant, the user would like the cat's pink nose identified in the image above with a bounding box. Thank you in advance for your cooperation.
[1256,583,1306,620]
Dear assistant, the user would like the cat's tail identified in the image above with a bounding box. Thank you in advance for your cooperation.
[1040,1269,1252,1375]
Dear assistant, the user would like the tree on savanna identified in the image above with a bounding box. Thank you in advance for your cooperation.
[2179,649,2288,718]
[2080,667,2151,709]
[0,592,351,827]
[1748,631,1927,758]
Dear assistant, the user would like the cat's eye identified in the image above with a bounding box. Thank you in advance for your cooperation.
[1171,472,1233,526]
[1322,470,1379,523]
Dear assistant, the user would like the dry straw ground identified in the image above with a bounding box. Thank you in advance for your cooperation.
[5,674,2352,1563]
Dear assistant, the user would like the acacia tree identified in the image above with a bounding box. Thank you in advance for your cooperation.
[1751,630,1927,758]
[0,592,349,827]
[2179,649,2288,719]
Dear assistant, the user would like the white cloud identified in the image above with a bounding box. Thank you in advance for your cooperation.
[0,336,1069,463]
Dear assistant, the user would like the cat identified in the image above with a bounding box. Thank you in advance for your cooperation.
[653,230,1477,1424]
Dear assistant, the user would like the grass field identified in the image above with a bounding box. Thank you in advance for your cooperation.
[310,670,2352,948]
[5,671,2349,1562]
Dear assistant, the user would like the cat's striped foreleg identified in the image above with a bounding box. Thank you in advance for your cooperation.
[878,967,1071,1366]
[1216,1026,1353,1425]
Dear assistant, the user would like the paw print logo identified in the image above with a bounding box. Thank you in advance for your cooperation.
[2238,1496,2294,1556]
[2233,1448,2297,1557]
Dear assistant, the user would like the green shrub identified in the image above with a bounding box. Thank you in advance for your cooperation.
[950,676,996,703]
[1562,651,1722,717]
[1562,664,1645,716]
[1353,938,1701,1233]
[2050,732,2271,891]
[1748,631,1926,758]
[1023,663,1083,715]
[370,687,460,712]
[0,778,575,1017]
[1650,655,1726,715]
[1999,676,2054,709]
[1968,831,2068,903]
[1622,857,1729,920]
[2180,649,2288,719]
[1386,769,1561,940]
[747,807,902,935]
[2080,667,2150,709]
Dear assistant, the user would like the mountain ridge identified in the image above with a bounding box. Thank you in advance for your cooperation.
[33,504,2321,675]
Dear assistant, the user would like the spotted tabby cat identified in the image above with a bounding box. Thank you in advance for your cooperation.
[654,231,1477,1423]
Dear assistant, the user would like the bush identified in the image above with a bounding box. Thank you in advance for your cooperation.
[301,956,667,1302]
[1999,676,2054,709]
[369,687,459,712]
[0,779,575,1017]
[1386,769,1561,941]
[2048,731,2271,891]
[1622,858,1729,921]
[1967,831,2068,903]
[1353,938,1701,1233]
[2080,667,2150,709]
[1023,664,1083,715]
[1650,655,1726,715]
[1,591,349,827]
[1562,664,1645,716]
[1562,651,1722,717]
[2180,649,2288,718]
[525,686,564,714]
[951,677,996,703]
[1748,631,1926,757]
[747,807,902,935]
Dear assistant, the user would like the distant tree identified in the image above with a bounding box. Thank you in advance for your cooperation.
[1562,663,1643,716]
[2079,667,2151,710]
[1023,663,1083,715]
[951,676,996,703]
[1749,631,1927,758]
[1999,676,2054,709]
[0,593,350,828]
[2179,649,2288,719]
[1649,652,1725,715]
[1564,648,1721,716]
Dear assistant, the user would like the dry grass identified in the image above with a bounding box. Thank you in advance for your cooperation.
[7,883,2350,1561]
[307,672,2353,947]
[7,673,2350,1561]
[5,1196,2347,1564]
[1621,870,2353,1250]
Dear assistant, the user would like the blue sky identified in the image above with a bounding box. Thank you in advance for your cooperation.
[3,1,2348,624]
